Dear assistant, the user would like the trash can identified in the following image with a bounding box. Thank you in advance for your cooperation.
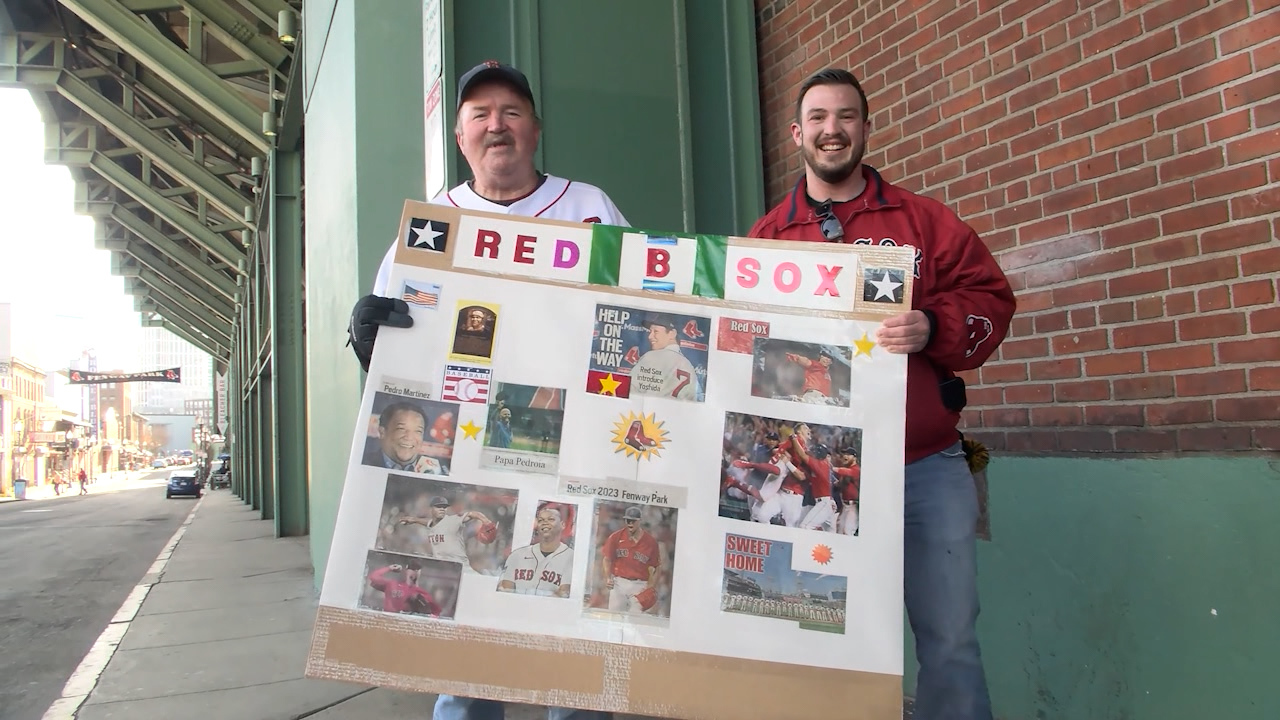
[13,479,28,501]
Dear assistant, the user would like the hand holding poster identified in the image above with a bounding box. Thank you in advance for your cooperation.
[306,202,915,720]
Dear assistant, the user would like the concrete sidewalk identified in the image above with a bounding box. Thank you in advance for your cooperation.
[2,471,139,503]
[62,489,576,719]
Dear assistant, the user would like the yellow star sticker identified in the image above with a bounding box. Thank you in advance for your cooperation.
[597,373,622,396]
[459,420,482,440]
[853,332,876,358]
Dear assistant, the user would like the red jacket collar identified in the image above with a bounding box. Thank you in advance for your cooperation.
[778,165,901,231]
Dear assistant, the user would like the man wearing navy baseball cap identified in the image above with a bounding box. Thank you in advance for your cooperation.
[350,62,628,720]
[348,61,632,375]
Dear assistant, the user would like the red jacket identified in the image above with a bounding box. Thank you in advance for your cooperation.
[749,167,1016,464]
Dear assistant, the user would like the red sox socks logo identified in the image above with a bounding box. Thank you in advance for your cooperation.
[965,315,993,358]
[611,412,668,460]
[682,319,704,338]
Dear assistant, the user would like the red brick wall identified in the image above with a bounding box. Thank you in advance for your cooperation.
[755,0,1279,453]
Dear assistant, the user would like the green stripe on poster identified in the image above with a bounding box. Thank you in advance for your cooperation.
[693,234,728,298]
[588,224,624,287]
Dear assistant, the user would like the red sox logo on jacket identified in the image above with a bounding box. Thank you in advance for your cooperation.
[965,315,994,358]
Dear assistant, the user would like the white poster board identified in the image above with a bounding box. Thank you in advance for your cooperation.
[307,203,914,720]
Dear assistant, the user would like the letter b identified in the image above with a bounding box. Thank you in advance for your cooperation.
[647,248,670,278]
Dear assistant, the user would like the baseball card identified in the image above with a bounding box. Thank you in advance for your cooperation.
[373,475,519,575]
[496,501,578,598]
[357,550,462,621]
[719,411,863,536]
[750,338,853,407]
[721,534,847,634]
[480,383,566,475]
[585,304,710,402]
[449,300,500,363]
[582,500,679,622]
[360,391,458,476]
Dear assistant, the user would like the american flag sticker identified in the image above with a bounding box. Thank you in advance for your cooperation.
[402,281,441,308]
[442,365,491,404]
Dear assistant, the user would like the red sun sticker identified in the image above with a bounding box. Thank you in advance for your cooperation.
[812,544,833,565]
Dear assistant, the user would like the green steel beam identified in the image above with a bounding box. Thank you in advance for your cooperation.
[179,0,289,75]
[208,59,264,78]
[131,275,233,344]
[56,0,270,153]
[140,317,224,358]
[57,70,252,225]
[129,283,233,345]
[111,204,238,299]
[232,0,291,29]
[114,240,236,320]
[132,65,255,159]
[271,148,306,536]
[88,152,247,269]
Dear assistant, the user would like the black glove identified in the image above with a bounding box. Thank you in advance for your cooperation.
[347,295,413,371]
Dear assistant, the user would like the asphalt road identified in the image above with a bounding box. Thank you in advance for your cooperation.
[0,470,194,720]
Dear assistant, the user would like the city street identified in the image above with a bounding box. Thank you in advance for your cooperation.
[0,469,193,720]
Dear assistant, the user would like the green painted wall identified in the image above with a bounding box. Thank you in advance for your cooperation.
[302,0,426,580]
[905,456,1280,719]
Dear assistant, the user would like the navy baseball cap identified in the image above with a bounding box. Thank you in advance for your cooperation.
[430,495,451,507]
[457,61,535,111]
[641,313,678,331]
[624,506,643,520]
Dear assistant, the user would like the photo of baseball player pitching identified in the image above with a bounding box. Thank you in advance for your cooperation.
[586,304,710,402]
[361,391,458,475]
[719,411,863,536]
[374,475,517,575]
[497,502,577,598]
[721,534,847,634]
[750,338,853,407]
[583,502,678,621]
[358,550,462,620]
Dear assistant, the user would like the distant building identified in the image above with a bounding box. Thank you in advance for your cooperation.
[133,327,212,414]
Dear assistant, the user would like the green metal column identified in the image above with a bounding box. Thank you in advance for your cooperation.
[270,149,307,536]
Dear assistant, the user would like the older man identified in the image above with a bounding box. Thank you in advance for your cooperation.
[347,62,626,720]
[348,62,630,371]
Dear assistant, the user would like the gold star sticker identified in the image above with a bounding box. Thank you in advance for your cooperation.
[853,332,876,358]
[597,373,622,396]
[459,420,482,440]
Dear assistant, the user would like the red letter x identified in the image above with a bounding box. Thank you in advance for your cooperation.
[815,264,842,297]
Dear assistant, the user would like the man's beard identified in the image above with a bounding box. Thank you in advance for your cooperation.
[802,135,864,185]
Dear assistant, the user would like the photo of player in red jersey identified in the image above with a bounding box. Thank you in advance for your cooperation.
[583,501,678,621]
[749,338,852,407]
[719,411,863,536]
[358,550,461,620]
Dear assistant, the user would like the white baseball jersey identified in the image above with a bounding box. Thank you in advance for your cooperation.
[630,345,699,400]
[499,542,574,597]
[423,514,469,564]
[373,175,629,295]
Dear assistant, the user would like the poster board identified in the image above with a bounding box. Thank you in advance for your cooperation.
[306,202,915,720]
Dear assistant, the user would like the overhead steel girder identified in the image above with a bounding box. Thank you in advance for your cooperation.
[141,316,225,358]
[106,237,236,320]
[232,0,292,29]
[126,277,233,345]
[111,204,238,298]
[125,271,234,344]
[88,151,247,270]
[56,0,270,154]
[179,0,289,76]
[57,71,252,227]
[134,67,253,158]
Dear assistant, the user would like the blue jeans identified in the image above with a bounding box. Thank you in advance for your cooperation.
[433,696,612,720]
[904,441,993,720]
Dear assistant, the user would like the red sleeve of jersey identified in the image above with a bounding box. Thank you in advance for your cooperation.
[602,531,618,560]
[917,204,1016,371]
[834,466,861,481]
[368,566,391,591]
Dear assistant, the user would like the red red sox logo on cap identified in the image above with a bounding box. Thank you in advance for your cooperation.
[482,59,501,68]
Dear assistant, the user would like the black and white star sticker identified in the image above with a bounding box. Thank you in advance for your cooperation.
[862,267,905,304]
[405,218,449,252]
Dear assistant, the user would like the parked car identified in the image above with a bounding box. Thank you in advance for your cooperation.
[166,469,202,499]
[151,459,166,469]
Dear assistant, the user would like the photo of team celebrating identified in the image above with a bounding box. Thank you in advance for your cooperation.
[720,411,863,535]
[373,475,518,575]
[583,501,679,620]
